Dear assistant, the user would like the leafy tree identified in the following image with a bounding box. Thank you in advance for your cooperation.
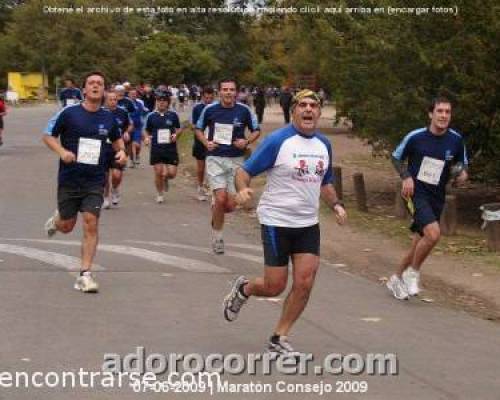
[0,0,26,33]
[0,0,151,86]
[135,32,220,84]
[269,0,500,181]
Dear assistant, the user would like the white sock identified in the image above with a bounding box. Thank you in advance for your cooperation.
[212,229,223,240]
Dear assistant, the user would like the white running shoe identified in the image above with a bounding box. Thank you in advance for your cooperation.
[102,198,111,209]
[402,267,421,296]
[44,210,59,238]
[267,336,300,357]
[197,186,208,201]
[212,237,224,254]
[74,271,99,293]
[386,274,409,300]
[156,194,164,204]
[223,276,249,321]
[111,189,120,205]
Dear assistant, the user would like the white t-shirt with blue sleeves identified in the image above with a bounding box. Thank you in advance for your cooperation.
[242,124,334,228]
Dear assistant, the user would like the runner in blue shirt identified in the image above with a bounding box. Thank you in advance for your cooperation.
[143,90,181,203]
[191,86,215,201]
[115,85,135,166]
[102,90,133,208]
[387,97,468,300]
[196,78,260,254]
[59,78,83,108]
[128,88,148,167]
[43,72,127,293]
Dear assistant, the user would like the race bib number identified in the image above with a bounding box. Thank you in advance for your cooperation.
[66,99,78,106]
[213,123,233,145]
[77,138,101,165]
[157,129,171,144]
[417,156,445,185]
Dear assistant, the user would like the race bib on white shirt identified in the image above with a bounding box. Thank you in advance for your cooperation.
[213,123,233,145]
[157,129,171,144]
[77,138,101,165]
[66,99,78,106]
[417,156,445,185]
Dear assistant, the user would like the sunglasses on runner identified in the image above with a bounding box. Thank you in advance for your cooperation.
[297,101,319,109]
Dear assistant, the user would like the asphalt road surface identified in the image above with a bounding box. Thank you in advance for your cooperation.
[0,104,499,399]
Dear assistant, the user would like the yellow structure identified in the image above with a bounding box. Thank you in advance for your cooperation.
[7,72,48,100]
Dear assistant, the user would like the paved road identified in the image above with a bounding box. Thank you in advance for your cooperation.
[0,104,499,399]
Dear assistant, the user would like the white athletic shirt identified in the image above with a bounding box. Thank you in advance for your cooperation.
[242,124,334,227]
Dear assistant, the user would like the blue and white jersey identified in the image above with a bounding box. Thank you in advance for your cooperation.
[109,107,131,137]
[196,102,259,157]
[102,106,131,162]
[191,102,209,126]
[144,110,181,151]
[44,104,120,188]
[59,87,83,107]
[392,127,468,201]
[242,124,334,228]
[191,101,215,145]
[129,99,148,133]
[118,97,135,116]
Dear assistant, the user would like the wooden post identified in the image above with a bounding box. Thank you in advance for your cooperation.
[440,195,457,236]
[486,222,500,252]
[482,203,500,252]
[353,172,367,212]
[333,166,343,200]
[394,181,408,219]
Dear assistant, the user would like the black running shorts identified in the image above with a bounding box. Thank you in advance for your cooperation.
[260,224,320,267]
[192,140,207,161]
[57,185,104,219]
[150,149,179,166]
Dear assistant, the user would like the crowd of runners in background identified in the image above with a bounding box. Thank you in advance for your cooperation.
[2,74,468,355]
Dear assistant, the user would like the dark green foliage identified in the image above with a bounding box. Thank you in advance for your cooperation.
[1,0,498,180]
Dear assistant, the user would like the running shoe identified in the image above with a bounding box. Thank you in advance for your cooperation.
[111,189,120,205]
[212,237,224,254]
[223,276,249,321]
[156,194,164,204]
[267,335,300,357]
[44,210,59,238]
[402,267,421,296]
[102,198,111,209]
[386,274,409,300]
[197,186,208,201]
[74,271,99,293]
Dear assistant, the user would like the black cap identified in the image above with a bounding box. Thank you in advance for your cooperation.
[155,89,171,100]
